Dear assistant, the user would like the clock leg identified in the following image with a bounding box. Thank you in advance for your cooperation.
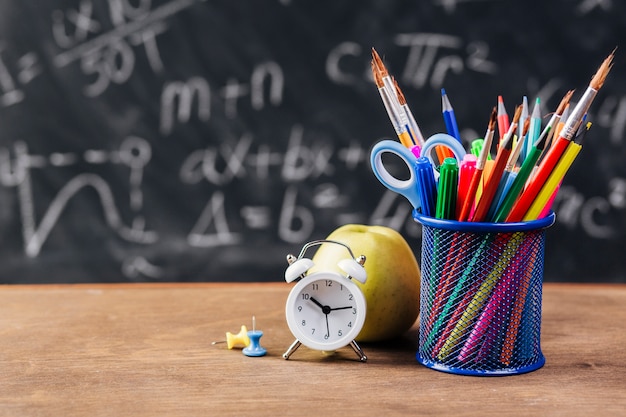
[349,340,367,362]
[282,339,302,360]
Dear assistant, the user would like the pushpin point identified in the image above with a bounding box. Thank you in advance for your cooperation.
[242,316,267,357]
[212,325,250,349]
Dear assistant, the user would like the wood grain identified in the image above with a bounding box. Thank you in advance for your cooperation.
[0,283,625,416]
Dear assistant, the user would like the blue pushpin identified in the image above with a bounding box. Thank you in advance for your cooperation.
[243,316,267,357]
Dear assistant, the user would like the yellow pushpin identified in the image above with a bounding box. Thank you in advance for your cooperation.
[212,325,251,349]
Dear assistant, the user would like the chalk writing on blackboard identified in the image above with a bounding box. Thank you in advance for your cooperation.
[326,36,497,90]
[160,61,283,135]
[576,0,613,15]
[52,0,200,71]
[0,48,42,107]
[0,0,624,283]
[553,178,626,239]
[0,137,158,258]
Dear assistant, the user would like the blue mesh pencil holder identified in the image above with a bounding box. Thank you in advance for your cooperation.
[414,211,555,376]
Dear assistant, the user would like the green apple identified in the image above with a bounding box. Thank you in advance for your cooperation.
[310,224,420,342]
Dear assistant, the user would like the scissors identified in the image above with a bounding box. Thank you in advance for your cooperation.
[370,133,466,209]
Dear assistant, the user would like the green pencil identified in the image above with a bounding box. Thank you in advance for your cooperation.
[493,126,551,223]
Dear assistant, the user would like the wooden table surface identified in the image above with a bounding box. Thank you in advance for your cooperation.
[0,282,625,416]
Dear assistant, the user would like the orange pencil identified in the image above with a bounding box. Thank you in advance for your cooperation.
[470,106,522,222]
[458,107,497,221]
[506,50,614,222]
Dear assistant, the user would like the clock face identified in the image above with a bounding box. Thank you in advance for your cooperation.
[285,273,366,352]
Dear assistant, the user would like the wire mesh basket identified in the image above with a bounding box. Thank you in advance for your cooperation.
[414,211,555,376]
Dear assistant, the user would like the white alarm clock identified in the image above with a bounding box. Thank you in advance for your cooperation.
[282,240,368,362]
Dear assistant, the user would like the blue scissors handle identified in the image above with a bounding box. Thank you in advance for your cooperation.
[370,140,421,209]
[421,133,467,165]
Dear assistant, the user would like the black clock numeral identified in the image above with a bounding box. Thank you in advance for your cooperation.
[324,334,329,340]
[348,321,352,327]
[352,308,356,314]
[312,283,319,290]
[338,330,343,337]
[297,306,302,312]
[302,293,310,300]
[302,320,306,326]
[311,328,316,334]
[348,294,353,300]
[325,280,332,287]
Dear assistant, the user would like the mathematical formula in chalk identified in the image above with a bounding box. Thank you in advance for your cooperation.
[0,0,624,283]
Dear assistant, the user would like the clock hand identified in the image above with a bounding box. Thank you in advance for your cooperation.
[311,297,331,337]
[325,313,330,338]
[310,297,331,315]
[309,297,325,310]
[330,306,353,311]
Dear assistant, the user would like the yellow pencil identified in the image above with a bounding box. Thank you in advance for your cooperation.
[523,141,583,221]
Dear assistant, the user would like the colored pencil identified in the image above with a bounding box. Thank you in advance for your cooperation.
[523,97,541,161]
[493,125,552,222]
[442,88,461,142]
[497,95,510,142]
[533,90,574,170]
[537,122,592,219]
[486,117,530,221]
[506,50,614,222]
[458,107,497,221]
[470,105,522,222]
[523,141,583,221]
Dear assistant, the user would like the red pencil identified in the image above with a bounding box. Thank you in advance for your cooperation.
[458,107,497,221]
[505,50,614,222]
[470,106,521,222]
[497,95,510,142]
[505,137,569,222]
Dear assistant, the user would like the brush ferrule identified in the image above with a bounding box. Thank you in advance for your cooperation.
[560,87,597,140]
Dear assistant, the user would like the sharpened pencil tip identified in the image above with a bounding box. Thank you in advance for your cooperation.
[535,125,552,150]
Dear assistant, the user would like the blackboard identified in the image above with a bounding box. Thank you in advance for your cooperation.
[0,0,624,283]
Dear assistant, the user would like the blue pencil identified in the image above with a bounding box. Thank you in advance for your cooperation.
[441,88,461,143]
